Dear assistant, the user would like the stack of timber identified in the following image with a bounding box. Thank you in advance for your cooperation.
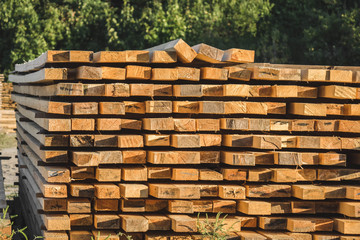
[10,39,360,239]
[0,74,16,132]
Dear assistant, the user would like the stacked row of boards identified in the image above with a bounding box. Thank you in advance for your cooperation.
[0,75,16,133]
[11,39,360,240]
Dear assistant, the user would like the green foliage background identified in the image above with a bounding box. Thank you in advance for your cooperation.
[0,0,359,74]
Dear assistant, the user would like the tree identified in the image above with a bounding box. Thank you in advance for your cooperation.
[0,0,48,74]
[1,0,359,75]
[256,0,360,65]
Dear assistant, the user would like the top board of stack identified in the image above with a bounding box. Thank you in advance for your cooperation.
[9,38,360,240]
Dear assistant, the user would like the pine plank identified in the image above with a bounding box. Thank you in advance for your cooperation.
[177,67,200,81]
[192,43,224,63]
[174,119,196,132]
[13,83,84,96]
[288,103,327,116]
[319,85,357,99]
[201,67,228,80]
[246,184,291,198]
[93,50,149,63]
[334,219,360,234]
[225,66,252,81]
[15,50,92,72]
[149,184,200,199]
[16,115,68,147]
[99,102,125,115]
[238,200,271,215]
[119,184,148,198]
[292,185,325,200]
[126,65,151,80]
[94,183,120,199]
[42,214,71,231]
[10,68,67,84]
[17,124,68,163]
[146,39,197,63]
[17,104,71,132]
[151,68,178,81]
[218,185,246,199]
[12,93,71,115]
[222,48,255,63]
[119,215,149,232]
[149,50,177,63]
[94,214,120,229]
[72,102,98,115]
[329,70,353,83]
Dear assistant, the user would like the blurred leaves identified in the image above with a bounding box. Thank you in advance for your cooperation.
[0,0,359,74]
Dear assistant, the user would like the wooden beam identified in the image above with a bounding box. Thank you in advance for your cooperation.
[177,67,200,81]
[334,219,360,234]
[16,115,68,147]
[119,215,149,232]
[218,185,246,199]
[92,50,149,63]
[145,100,172,113]
[319,85,357,99]
[99,102,125,115]
[225,66,251,81]
[12,93,71,115]
[246,185,291,198]
[167,214,196,232]
[42,214,70,231]
[192,43,224,63]
[10,68,67,84]
[292,185,325,200]
[146,39,197,63]
[201,67,228,81]
[223,135,281,149]
[287,218,333,232]
[70,183,94,198]
[94,214,120,229]
[302,69,328,81]
[174,119,196,132]
[122,167,147,181]
[120,199,145,212]
[119,184,148,198]
[172,168,199,181]
[13,83,83,97]
[288,103,327,116]
[238,200,271,215]
[15,50,92,72]
[149,184,200,199]
[71,118,95,131]
[330,70,353,83]
[72,152,99,167]
[94,183,120,199]
[143,118,174,131]
[96,168,121,182]
[222,48,255,63]
[126,65,151,80]
[149,50,177,63]
[151,68,178,81]
[339,202,360,217]
[72,102,98,115]
[17,104,71,132]
[17,125,68,163]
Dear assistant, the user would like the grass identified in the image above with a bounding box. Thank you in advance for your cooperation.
[0,132,16,149]
[197,212,239,240]
[0,206,30,240]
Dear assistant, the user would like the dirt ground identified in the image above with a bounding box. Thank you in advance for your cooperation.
[0,132,30,239]
[2,145,18,200]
